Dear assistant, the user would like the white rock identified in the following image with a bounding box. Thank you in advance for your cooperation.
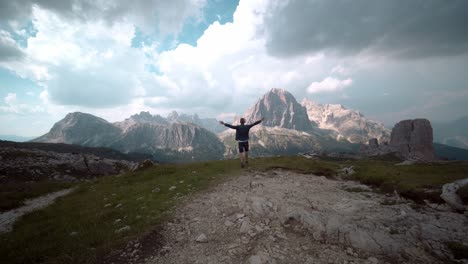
[169,186,176,191]
[195,233,208,243]
[440,178,468,212]
[115,226,130,233]
[240,220,252,233]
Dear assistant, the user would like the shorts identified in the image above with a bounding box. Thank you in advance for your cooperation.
[238,141,249,153]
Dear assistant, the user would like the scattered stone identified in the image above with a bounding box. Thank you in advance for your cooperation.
[104,203,112,208]
[169,186,176,191]
[69,231,78,236]
[240,220,252,233]
[224,220,234,227]
[131,159,154,172]
[114,219,122,224]
[395,160,416,166]
[152,188,160,193]
[115,203,122,208]
[115,226,130,233]
[367,257,379,264]
[195,233,208,243]
[236,213,245,219]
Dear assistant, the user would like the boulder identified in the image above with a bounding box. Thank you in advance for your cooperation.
[390,119,434,161]
[440,178,468,212]
[87,158,118,175]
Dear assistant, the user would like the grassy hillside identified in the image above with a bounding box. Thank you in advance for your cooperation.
[1,156,467,264]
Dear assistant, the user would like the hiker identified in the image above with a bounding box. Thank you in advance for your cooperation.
[219,117,264,168]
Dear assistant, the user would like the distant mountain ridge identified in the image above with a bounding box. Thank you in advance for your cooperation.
[432,116,468,150]
[301,99,390,144]
[31,88,466,161]
[33,112,225,162]
[220,89,357,157]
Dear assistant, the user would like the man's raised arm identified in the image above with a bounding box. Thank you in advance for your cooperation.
[219,121,237,129]
[251,117,264,127]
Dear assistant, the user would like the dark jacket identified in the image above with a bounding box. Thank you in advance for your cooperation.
[224,120,262,141]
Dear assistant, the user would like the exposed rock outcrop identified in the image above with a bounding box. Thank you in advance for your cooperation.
[0,147,134,183]
[150,170,468,264]
[390,119,435,161]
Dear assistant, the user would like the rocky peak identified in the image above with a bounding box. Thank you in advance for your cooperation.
[129,111,167,124]
[33,112,121,146]
[390,118,435,161]
[243,88,313,131]
[167,111,179,121]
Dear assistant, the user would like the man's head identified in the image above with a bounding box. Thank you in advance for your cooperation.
[240,118,246,124]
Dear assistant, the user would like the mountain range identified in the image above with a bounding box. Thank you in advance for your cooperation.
[432,116,468,150]
[30,88,468,161]
[33,111,225,162]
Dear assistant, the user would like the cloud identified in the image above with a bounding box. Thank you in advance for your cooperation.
[307,77,353,94]
[263,0,468,59]
[0,93,44,114]
[0,30,24,61]
[0,0,206,35]
[2,7,151,108]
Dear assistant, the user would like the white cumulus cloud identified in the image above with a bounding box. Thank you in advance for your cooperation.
[307,77,353,94]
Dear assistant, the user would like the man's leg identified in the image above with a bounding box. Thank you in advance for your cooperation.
[239,152,245,167]
[245,151,249,164]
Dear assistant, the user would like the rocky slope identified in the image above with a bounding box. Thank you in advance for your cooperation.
[302,99,390,144]
[0,146,134,183]
[141,169,467,264]
[33,112,225,162]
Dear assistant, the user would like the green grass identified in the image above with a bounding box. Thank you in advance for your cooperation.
[0,156,335,264]
[1,156,467,264]
[0,181,74,212]
[345,160,468,203]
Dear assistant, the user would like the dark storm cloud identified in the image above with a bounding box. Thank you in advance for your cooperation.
[0,33,24,62]
[0,0,204,34]
[264,0,468,58]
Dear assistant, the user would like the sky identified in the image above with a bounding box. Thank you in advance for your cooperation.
[0,0,467,137]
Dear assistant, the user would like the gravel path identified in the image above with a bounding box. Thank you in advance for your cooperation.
[136,169,468,264]
[0,188,75,234]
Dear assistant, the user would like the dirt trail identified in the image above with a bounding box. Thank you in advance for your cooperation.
[140,169,467,264]
[0,188,75,234]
